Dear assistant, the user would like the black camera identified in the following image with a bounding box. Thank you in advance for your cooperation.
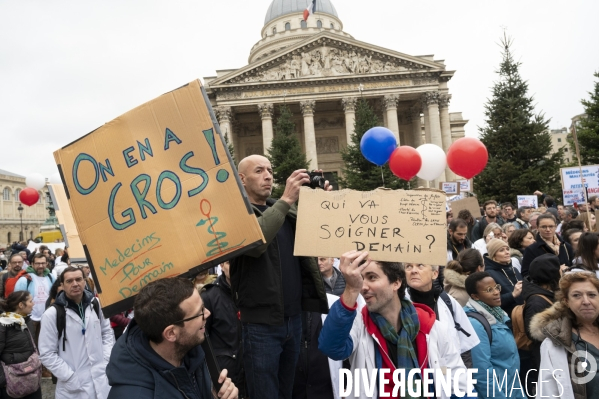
[303,172,326,189]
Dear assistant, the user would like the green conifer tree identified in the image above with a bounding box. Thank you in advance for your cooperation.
[340,98,409,190]
[267,105,309,198]
[473,36,564,203]
[573,71,599,164]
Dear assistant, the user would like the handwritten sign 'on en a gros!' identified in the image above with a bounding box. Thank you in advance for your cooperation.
[54,80,265,316]
[294,188,447,265]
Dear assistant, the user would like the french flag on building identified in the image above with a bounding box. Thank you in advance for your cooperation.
[303,0,316,21]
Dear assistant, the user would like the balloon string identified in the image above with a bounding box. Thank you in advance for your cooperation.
[381,167,385,188]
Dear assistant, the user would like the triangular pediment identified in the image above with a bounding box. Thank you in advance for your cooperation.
[209,32,447,87]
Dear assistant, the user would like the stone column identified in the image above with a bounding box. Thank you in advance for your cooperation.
[439,94,455,181]
[341,97,357,146]
[300,100,318,170]
[214,106,235,152]
[423,92,446,183]
[422,103,431,144]
[410,106,428,188]
[258,103,274,156]
[383,94,400,144]
[0,187,4,223]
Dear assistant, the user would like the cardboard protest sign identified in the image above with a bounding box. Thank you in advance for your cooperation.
[517,195,538,209]
[561,165,599,194]
[439,182,459,195]
[54,80,265,316]
[450,197,481,220]
[294,188,447,265]
[47,184,86,263]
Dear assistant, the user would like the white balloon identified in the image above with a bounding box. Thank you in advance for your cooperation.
[49,172,62,185]
[416,144,447,181]
[25,173,46,190]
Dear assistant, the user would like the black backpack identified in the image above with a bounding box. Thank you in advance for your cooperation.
[52,298,100,351]
[438,291,472,338]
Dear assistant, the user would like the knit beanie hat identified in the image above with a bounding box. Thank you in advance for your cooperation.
[529,253,561,284]
[486,238,508,260]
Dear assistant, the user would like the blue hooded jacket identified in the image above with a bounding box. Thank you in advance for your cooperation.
[464,302,525,399]
[106,319,212,399]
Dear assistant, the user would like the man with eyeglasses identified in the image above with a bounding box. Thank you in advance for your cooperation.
[0,253,28,298]
[107,278,238,399]
[521,214,575,277]
[14,253,55,344]
[39,265,114,399]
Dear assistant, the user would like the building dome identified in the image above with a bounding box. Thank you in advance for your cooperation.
[264,0,339,25]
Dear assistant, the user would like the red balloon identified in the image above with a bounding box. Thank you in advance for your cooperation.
[19,187,39,206]
[389,146,422,181]
[447,137,488,179]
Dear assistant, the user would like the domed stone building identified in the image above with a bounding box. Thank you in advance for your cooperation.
[204,0,467,186]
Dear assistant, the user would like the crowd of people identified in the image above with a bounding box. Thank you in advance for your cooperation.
[1,157,599,399]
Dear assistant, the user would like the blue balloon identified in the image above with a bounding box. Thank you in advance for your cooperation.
[360,127,398,166]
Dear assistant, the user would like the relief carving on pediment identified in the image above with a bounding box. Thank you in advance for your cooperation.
[314,116,344,129]
[316,137,340,154]
[237,123,262,137]
[245,146,264,157]
[234,46,416,83]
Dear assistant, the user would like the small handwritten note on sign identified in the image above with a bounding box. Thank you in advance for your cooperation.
[294,188,447,265]
[53,80,265,316]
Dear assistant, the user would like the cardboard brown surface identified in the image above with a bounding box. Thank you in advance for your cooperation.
[53,80,265,316]
[294,188,447,265]
[48,184,86,262]
[450,197,481,219]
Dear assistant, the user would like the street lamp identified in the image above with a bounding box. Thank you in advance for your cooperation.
[17,204,23,241]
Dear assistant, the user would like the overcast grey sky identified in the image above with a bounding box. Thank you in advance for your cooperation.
[1,0,598,179]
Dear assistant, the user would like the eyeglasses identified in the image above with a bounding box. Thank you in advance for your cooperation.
[173,306,206,325]
[539,225,556,230]
[482,284,502,294]
[33,262,47,266]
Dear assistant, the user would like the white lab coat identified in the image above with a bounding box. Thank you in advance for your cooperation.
[343,304,472,399]
[322,293,366,399]
[436,292,480,353]
[39,298,114,399]
[537,338,576,399]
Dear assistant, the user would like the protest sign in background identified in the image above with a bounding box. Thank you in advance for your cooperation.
[517,195,538,209]
[27,242,65,254]
[439,182,459,195]
[450,197,481,220]
[563,189,587,206]
[54,80,265,316]
[457,179,472,192]
[294,188,447,265]
[561,166,599,194]
[47,183,86,263]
